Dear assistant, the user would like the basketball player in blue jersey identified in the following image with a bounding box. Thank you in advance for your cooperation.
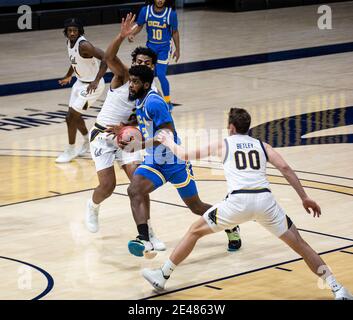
[128,0,180,110]
[114,65,241,258]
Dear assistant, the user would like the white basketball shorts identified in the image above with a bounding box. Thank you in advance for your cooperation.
[69,78,105,113]
[89,125,143,172]
[203,189,293,238]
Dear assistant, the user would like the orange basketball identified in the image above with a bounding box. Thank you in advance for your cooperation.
[117,126,143,144]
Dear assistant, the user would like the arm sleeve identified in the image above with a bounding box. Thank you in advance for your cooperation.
[146,96,173,128]
[136,6,147,26]
[170,10,178,31]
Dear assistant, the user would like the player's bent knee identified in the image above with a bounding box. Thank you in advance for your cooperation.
[100,180,116,196]
[127,184,140,199]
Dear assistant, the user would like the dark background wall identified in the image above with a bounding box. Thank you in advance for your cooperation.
[0,0,349,34]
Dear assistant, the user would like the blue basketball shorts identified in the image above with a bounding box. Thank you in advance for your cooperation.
[134,160,198,199]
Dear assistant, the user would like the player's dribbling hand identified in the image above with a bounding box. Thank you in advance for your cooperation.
[105,122,127,138]
[155,130,174,148]
[302,197,321,218]
[58,76,72,86]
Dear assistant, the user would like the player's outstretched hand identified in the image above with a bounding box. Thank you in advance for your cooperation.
[58,76,72,86]
[302,197,321,218]
[105,122,127,138]
[121,12,136,39]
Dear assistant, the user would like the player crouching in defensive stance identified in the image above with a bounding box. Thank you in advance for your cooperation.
[142,107,353,300]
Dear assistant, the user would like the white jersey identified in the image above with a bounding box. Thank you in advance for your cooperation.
[67,36,99,82]
[96,80,158,127]
[223,134,269,192]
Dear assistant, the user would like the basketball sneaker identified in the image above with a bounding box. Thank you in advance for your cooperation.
[333,286,353,300]
[149,228,166,251]
[55,146,77,163]
[77,141,90,157]
[142,268,168,291]
[128,238,157,259]
[226,225,242,251]
[85,199,100,233]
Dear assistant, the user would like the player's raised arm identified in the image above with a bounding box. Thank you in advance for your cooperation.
[105,13,136,77]
[264,142,321,217]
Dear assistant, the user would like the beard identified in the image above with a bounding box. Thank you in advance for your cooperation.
[128,87,146,101]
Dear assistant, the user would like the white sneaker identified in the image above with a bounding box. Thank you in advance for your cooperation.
[77,141,89,157]
[334,286,353,300]
[142,268,168,291]
[128,238,157,259]
[55,147,77,163]
[85,199,100,233]
[149,231,166,251]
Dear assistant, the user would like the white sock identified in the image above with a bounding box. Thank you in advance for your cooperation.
[68,144,75,150]
[83,134,89,143]
[89,198,100,209]
[161,259,176,278]
[325,274,342,292]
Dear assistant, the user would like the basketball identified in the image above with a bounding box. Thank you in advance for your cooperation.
[117,126,143,144]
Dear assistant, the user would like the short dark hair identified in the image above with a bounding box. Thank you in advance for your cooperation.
[131,46,157,65]
[228,108,251,134]
[63,18,84,36]
[146,0,176,9]
[129,65,155,86]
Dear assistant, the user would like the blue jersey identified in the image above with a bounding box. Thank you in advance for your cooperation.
[137,5,178,45]
[135,90,179,164]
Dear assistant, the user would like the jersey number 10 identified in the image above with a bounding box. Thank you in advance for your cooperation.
[234,150,260,170]
[152,29,163,40]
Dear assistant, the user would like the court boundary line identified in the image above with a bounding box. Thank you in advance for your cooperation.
[141,243,353,300]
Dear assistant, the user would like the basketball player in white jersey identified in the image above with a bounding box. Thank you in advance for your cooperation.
[142,107,353,299]
[85,13,165,250]
[56,18,107,163]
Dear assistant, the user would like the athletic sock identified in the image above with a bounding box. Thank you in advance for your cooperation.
[89,198,100,209]
[325,274,342,292]
[137,223,150,241]
[161,259,175,278]
[83,133,89,143]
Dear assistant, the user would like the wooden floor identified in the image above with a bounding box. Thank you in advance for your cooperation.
[0,2,352,300]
